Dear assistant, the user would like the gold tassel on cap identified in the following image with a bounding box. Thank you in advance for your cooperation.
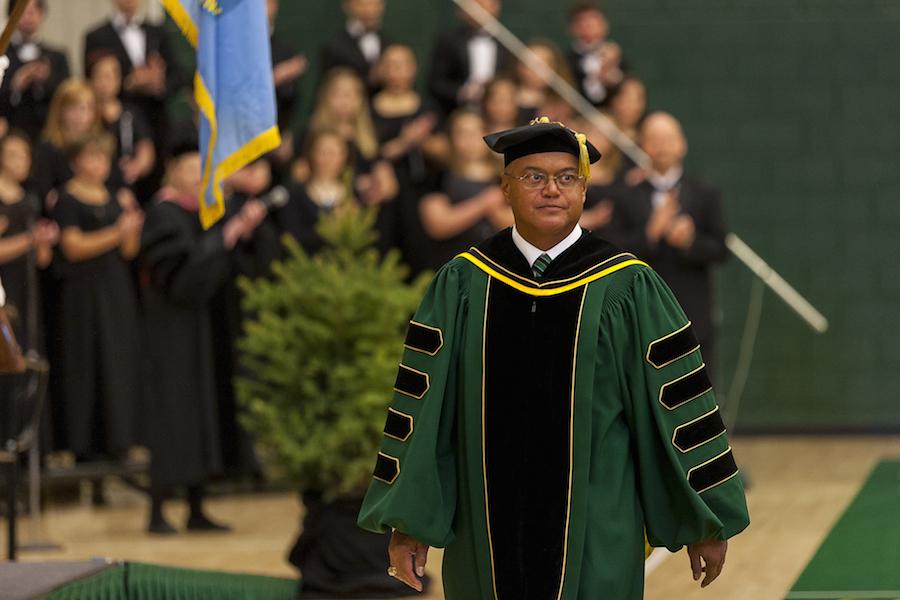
[575,132,590,179]
[528,116,591,178]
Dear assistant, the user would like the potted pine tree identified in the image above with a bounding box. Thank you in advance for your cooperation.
[236,207,430,598]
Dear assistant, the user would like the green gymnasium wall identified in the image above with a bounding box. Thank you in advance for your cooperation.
[209,1,900,431]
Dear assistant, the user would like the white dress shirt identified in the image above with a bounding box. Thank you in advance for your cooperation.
[347,20,380,64]
[112,11,147,67]
[511,225,583,271]
[572,40,605,104]
[467,31,498,85]
[647,166,683,209]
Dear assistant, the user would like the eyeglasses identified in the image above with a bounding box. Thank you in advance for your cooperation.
[506,170,586,190]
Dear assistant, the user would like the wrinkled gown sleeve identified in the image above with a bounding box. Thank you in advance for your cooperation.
[601,266,749,551]
[357,262,466,549]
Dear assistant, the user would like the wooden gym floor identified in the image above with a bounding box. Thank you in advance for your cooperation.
[4,436,899,600]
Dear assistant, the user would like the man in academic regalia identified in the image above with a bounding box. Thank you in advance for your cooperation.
[358,117,749,599]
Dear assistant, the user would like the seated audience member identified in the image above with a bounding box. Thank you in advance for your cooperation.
[54,131,143,463]
[609,112,728,381]
[418,109,512,270]
[0,0,70,143]
[267,0,307,172]
[87,51,155,199]
[277,130,356,255]
[32,79,105,206]
[319,0,390,92]
[427,0,514,118]
[139,144,270,534]
[0,132,58,350]
[566,1,626,106]
[515,39,575,119]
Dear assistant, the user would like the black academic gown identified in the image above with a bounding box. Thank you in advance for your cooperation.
[318,27,390,92]
[140,201,231,487]
[0,40,70,142]
[608,176,728,377]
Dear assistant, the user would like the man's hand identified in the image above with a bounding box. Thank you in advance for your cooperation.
[687,539,727,588]
[666,214,696,249]
[388,530,429,592]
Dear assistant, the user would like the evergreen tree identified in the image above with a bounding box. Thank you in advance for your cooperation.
[236,208,430,499]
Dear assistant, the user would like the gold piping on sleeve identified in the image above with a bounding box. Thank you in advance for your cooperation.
[687,447,740,494]
[645,320,701,369]
[373,452,401,485]
[393,364,431,400]
[671,406,727,453]
[658,363,713,411]
[384,408,414,442]
[404,320,444,356]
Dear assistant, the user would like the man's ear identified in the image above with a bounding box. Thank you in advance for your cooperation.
[500,174,512,205]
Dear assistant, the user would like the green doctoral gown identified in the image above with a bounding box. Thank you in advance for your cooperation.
[358,228,750,600]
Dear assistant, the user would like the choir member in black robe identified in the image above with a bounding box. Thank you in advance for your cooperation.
[31,79,106,207]
[565,2,627,107]
[417,110,512,271]
[0,133,57,444]
[54,132,143,461]
[0,0,70,143]
[88,51,156,204]
[140,145,272,533]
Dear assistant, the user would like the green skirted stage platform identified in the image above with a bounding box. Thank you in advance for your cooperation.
[45,562,297,600]
[785,460,900,600]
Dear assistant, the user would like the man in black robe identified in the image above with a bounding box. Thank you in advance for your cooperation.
[608,111,728,381]
[318,0,390,92]
[0,0,70,142]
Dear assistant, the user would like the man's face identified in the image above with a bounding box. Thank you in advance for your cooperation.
[18,0,45,37]
[114,0,142,18]
[460,0,500,27]
[346,0,384,30]
[569,9,608,46]
[641,115,687,174]
[501,152,585,241]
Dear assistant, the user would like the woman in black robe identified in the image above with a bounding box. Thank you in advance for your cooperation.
[140,145,272,534]
[0,133,58,444]
[54,132,143,461]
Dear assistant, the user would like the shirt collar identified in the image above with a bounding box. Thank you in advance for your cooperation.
[112,11,143,30]
[346,19,372,38]
[511,225,583,268]
[647,166,683,191]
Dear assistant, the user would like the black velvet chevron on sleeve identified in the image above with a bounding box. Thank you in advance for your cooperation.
[384,409,413,442]
[373,452,400,484]
[647,323,700,368]
[673,409,726,453]
[659,366,712,410]
[688,449,739,493]
[394,364,430,399]
[404,321,443,355]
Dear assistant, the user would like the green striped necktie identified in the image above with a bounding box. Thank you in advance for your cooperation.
[532,253,552,278]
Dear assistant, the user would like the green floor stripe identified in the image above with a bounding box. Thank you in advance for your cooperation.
[46,562,298,599]
[786,460,900,600]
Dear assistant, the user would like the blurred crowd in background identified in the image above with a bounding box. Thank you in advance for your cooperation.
[0,0,728,531]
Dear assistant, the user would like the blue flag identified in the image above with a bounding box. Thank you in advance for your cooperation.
[162,0,280,228]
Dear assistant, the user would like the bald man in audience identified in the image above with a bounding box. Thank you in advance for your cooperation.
[609,112,728,383]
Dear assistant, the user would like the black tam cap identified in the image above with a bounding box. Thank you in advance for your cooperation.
[483,117,602,177]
